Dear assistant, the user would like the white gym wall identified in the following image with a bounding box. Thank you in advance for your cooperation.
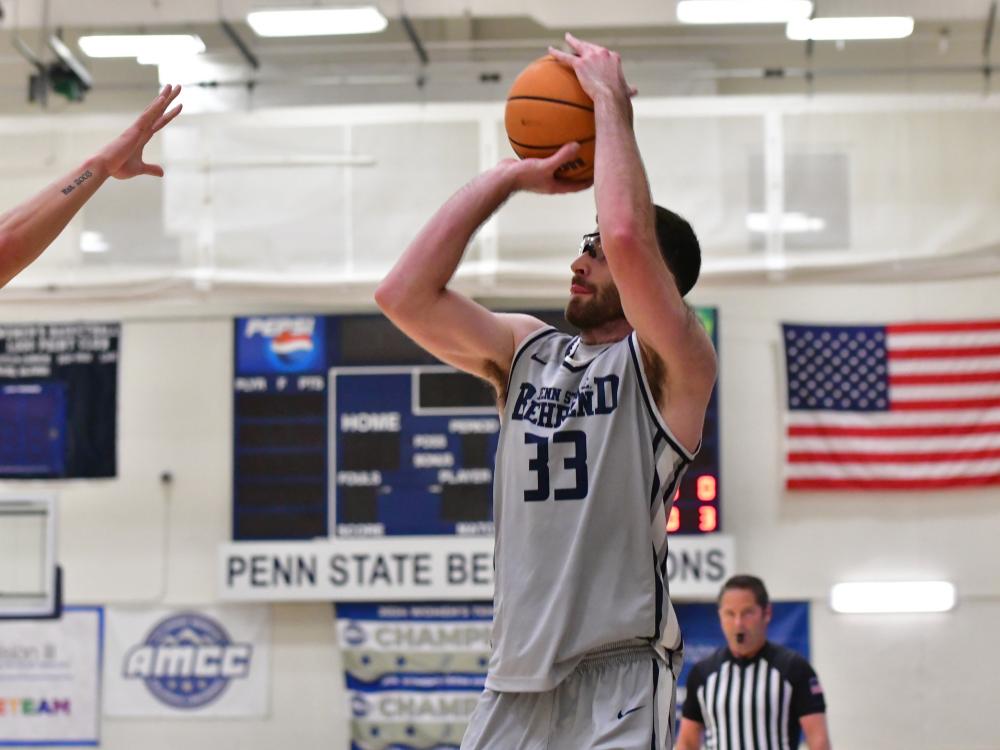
[1,96,999,748]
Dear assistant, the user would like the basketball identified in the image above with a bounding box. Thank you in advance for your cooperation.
[504,55,595,181]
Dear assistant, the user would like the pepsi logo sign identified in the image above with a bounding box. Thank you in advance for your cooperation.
[243,316,319,372]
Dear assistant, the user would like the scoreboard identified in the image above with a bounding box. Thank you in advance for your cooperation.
[675,307,720,534]
[331,366,498,536]
[233,311,719,540]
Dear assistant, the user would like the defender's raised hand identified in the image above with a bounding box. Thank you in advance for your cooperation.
[0,84,183,288]
[98,84,183,180]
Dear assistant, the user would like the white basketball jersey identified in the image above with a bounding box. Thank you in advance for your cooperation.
[486,327,696,692]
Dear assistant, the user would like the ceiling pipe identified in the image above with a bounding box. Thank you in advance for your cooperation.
[220,19,260,70]
[400,14,430,65]
[984,1,997,92]
[984,0,997,59]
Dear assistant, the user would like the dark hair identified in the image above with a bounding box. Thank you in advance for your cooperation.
[718,575,770,609]
[654,204,701,297]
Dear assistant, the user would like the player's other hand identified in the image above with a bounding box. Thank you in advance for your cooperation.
[96,85,183,180]
[548,33,636,106]
[506,142,593,194]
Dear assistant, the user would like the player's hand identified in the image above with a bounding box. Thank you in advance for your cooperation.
[548,33,637,106]
[507,142,593,194]
[96,85,183,180]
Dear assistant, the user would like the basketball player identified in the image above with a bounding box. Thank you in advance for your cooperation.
[0,85,182,288]
[376,34,716,749]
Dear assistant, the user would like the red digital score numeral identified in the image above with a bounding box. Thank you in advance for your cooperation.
[698,506,717,532]
[667,506,680,533]
[696,475,717,502]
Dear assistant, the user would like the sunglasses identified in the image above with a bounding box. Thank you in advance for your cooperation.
[579,232,604,260]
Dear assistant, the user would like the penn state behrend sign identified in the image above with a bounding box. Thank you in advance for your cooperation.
[666,534,735,599]
[103,606,269,717]
[219,537,494,603]
[218,535,734,602]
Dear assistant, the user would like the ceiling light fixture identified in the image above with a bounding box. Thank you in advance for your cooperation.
[746,212,826,233]
[830,581,956,614]
[787,16,915,41]
[78,34,206,64]
[247,7,388,37]
[677,0,813,25]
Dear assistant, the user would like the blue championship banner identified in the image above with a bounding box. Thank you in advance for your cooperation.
[334,601,809,749]
[335,602,492,750]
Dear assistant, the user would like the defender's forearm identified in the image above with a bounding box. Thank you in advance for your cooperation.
[0,157,110,287]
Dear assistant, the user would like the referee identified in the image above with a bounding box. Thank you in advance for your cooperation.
[675,575,831,750]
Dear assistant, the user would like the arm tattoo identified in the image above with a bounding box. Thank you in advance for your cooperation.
[60,169,94,196]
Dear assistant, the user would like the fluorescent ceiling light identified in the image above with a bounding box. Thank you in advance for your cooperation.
[831,581,956,614]
[156,56,234,87]
[787,16,915,41]
[78,34,205,64]
[247,7,388,37]
[746,212,826,233]
[677,0,813,24]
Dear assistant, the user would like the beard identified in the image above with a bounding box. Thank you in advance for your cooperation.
[565,282,625,330]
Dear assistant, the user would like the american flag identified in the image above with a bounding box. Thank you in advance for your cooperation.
[782,320,1000,491]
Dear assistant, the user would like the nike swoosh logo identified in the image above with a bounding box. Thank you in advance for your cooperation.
[617,706,643,720]
[530,353,547,365]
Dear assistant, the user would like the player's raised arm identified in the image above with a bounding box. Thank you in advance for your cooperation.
[374,143,589,394]
[0,85,182,289]
[549,34,716,450]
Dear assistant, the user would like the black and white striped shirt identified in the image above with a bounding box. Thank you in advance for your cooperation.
[682,642,826,750]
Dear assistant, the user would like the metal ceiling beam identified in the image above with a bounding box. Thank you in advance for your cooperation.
[984,1,997,92]
[400,14,430,65]
[48,32,92,89]
[985,1,997,58]
[220,19,260,70]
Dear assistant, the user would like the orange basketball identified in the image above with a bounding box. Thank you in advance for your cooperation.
[504,55,595,182]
